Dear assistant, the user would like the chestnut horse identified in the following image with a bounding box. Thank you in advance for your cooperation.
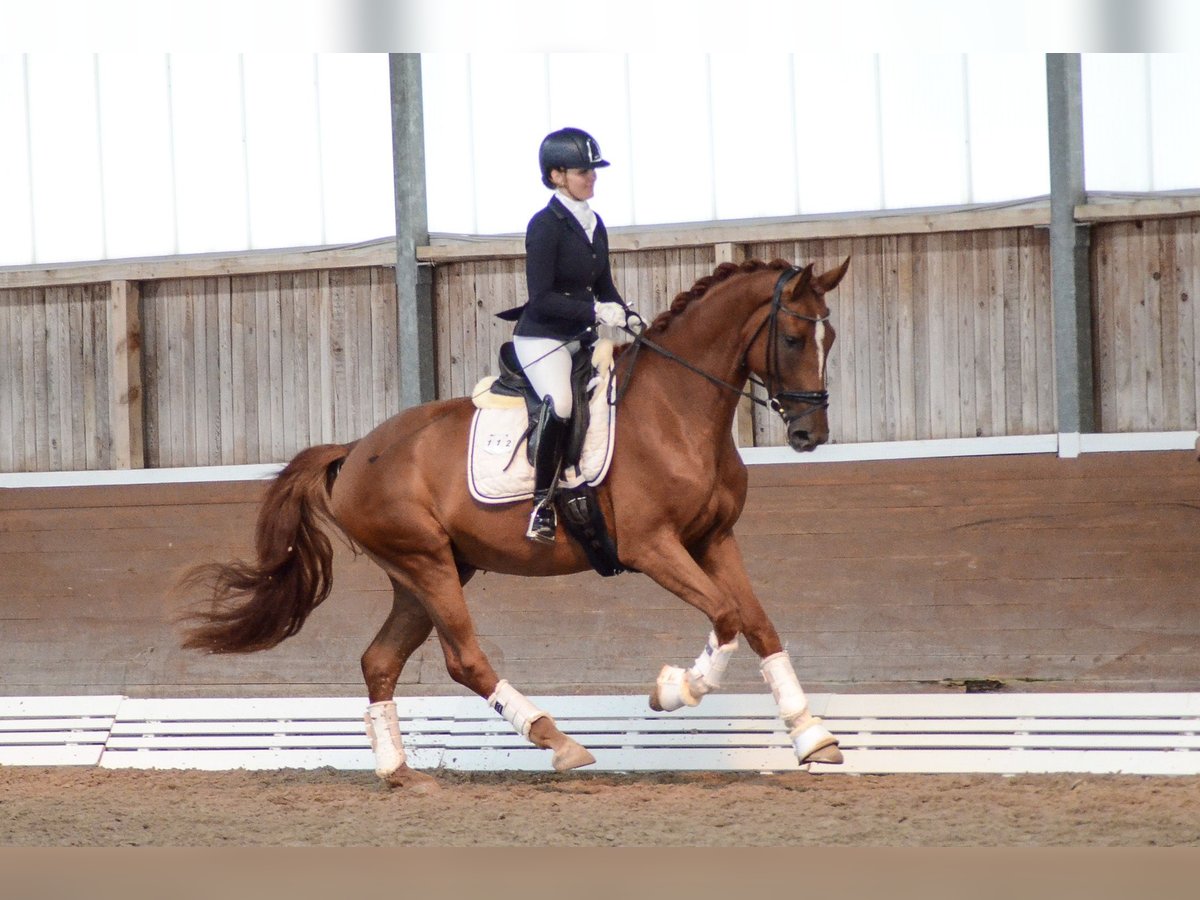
[182,256,851,790]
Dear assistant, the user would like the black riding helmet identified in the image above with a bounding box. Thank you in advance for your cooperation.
[539,127,610,188]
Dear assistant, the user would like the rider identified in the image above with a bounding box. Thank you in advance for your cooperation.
[497,127,640,545]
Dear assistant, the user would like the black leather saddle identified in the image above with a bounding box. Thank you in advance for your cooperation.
[491,341,595,471]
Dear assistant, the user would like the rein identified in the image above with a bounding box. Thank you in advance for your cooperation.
[615,266,830,425]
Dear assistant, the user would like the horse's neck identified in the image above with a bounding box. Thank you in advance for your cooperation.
[623,276,765,449]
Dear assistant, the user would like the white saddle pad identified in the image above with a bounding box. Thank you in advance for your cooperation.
[467,341,617,504]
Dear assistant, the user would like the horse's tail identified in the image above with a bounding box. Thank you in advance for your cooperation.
[179,443,353,654]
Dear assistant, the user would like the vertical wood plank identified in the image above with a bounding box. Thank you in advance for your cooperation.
[894,234,916,441]
[924,233,945,439]
[106,280,144,470]
[278,272,297,456]
[215,277,234,464]
[178,278,197,466]
[966,231,987,437]
[140,284,159,468]
[1176,220,1198,428]
[1144,220,1166,429]
[329,269,349,442]
[75,286,95,469]
[307,270,326,441]
[1018,228,1038,431]
[0,292,15,470]
[715,242,755,447]
[955,230,974,439]
[434,266,453,401]
[1155,220,1179,429]
[318,269,334,442]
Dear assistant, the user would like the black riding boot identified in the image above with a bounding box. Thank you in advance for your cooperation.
[526,399,569,545]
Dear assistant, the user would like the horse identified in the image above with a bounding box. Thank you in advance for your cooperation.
[180,255,852,791]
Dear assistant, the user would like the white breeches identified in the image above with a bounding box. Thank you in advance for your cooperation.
[513,337,579,419]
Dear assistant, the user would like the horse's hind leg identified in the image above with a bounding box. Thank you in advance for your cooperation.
[361,576,440,791]
[699,534,842,766]
[380,548,595,773]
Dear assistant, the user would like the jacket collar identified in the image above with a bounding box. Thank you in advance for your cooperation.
[548,195,595,247]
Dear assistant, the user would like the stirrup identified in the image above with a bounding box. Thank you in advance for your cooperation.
[526,502,557,544]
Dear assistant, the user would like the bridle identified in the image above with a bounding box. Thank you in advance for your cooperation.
[616,266,830,426]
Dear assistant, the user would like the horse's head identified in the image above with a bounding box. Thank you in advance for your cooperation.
[745,258,850,452]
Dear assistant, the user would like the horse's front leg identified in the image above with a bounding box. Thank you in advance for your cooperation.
[698,533,843,766]
[621,536,743,712]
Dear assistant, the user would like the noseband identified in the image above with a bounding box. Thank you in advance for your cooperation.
[614,265,830,427]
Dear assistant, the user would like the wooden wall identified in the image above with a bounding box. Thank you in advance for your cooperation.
[1093,216,1200,433]
[3,207,1200,473]
[3,451,1197,698]
[139,268,398,468]
[0,284,116,472]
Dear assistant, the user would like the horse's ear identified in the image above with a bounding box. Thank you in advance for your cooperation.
[794,263,815,296]
[815,256,851,295]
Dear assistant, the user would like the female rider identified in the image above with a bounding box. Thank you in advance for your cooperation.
[497,127,639,544]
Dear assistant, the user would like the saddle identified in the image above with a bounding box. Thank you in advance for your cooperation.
[471,340,628,578]
[490,341,595,470]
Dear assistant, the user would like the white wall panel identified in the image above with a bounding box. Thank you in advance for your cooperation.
[5,51,1198,268]
[169,54,250,254]
[26,54,105,263]
[1081,54,1151,192]
[546,54,633,230]
[709,54,796,221]
[469,54,550,235]
[1148,54,1200,192]
[242,54,324,248]
[0,56,34,266]
[96,54,176,259]
[422,53,476,234]
[627,54,714,225]
[316,54,394,244]
[966,54,1049,202]
[878,54,970,209]
[793,54,883,214]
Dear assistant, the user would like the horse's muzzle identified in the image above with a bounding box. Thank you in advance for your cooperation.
[787,419,828,452]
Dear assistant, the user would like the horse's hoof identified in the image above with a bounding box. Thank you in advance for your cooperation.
[802,743,844,766]
[383,765,441,793]
[648,687,665,712]
[552,739,597,772]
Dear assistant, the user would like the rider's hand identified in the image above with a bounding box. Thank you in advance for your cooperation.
[625,310,645,333]
[593,301,628,329]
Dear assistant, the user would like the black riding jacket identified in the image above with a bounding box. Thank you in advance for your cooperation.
[497,195,626,339]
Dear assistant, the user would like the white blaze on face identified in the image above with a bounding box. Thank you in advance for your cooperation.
[815,319,827,381]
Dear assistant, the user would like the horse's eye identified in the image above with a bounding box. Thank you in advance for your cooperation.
[783,334,804,349]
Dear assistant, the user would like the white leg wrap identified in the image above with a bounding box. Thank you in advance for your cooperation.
[761,651,810,726]
[761,652,839,762]
[691,631,738,693]
[654,665,700,712]
[488,679,548,739]
[789,719,838,761]
[655,632,739,711]
[364,700,407,778]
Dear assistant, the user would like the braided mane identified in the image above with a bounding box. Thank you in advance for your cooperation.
[644,258,794,336]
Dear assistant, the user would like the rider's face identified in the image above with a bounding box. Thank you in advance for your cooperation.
[555,167,596,201]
